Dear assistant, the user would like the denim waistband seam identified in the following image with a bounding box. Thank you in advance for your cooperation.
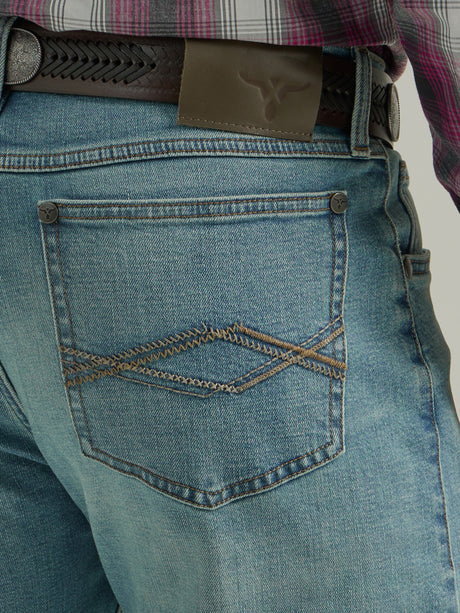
[0,136,386,172]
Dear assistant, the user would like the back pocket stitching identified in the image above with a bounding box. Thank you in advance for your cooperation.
[59,321,346,394]
[59,314,342,364]
[41,196,347,508]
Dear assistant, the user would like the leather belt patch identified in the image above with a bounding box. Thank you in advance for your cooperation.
[177,38,323,142]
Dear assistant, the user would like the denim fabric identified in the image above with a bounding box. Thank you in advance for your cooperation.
[0,20,459,612]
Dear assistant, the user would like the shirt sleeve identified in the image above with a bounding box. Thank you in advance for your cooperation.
[392,0,460,213]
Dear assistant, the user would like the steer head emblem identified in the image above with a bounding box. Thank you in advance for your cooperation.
[40,203,56,221]
[238,69,311,121]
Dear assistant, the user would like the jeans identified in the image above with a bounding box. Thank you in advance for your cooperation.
[0,16,459,613]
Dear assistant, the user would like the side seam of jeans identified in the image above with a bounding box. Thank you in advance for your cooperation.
[380,142,459,610]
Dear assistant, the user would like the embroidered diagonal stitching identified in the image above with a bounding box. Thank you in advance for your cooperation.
[60,319,346,393]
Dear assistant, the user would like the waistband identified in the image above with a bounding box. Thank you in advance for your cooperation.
[0,17,399,157]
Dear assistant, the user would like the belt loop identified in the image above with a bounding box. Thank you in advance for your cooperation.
[350,46,372,157]
[0,17,18,113]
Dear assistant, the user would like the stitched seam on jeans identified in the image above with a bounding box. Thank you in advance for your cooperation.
[56,194,328,209]
[80,443,344,508]
[177,114,313,138]
[107,356,346,398]
[43,228,64,370]
[331,213,337,450]
[44,223,96,452]
[235,354,346,392]
[406,256,430,275]
[223,317,343,382]
[0,136,353,159]
[48,206,346,505]
[310,325,342,352]
[61,343,346,379]
[380,143,455,576]
[59,315,342,364]
[55,348,344,501]
[0,148,383,171]
[339,212,348,316]
[63,365,239,392]
[59,322,346,366]
[0,150,357,170]
[61,326,346,391]
[57,207,330,221]
[89,431,336,497]
[329,208,336,322]
[224,327,346,372]
[61,355,345,392]
[336,213,347,434]
[236,323,345,368]
[61,318,346,396]
[60,323,346,389]
[112,372,221,397]
[62,323,242,365]
[55,222,97,450]
[330,208,336,463]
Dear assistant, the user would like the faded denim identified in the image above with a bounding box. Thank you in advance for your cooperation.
[0,16,459,613]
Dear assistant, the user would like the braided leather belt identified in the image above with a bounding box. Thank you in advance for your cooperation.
[5,20,400,145]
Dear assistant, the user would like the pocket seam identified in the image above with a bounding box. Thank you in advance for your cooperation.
[398,160,423,255]
[40,192,348,509]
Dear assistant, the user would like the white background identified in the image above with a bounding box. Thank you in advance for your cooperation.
[396,61,459,418]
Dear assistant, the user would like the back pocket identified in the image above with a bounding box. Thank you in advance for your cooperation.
[38,189,348,509]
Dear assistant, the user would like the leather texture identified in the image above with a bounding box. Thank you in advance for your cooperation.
[177,38,323,142]
[5,19,399,144]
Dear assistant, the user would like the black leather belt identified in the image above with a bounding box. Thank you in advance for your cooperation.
[4,19,400,145]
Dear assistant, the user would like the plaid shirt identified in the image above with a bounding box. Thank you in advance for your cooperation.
[1,1,459,212]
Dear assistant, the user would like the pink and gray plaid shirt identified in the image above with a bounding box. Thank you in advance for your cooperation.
[1,1,459,211]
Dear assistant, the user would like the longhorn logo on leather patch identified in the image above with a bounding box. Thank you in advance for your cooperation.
[177,39,323,143]
[238,69,312,122]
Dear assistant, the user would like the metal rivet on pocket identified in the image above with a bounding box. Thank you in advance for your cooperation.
[37,201,59,223]
[330,192,348,214]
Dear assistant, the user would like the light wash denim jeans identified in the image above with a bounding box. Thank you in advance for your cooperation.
[0,15,459,613]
